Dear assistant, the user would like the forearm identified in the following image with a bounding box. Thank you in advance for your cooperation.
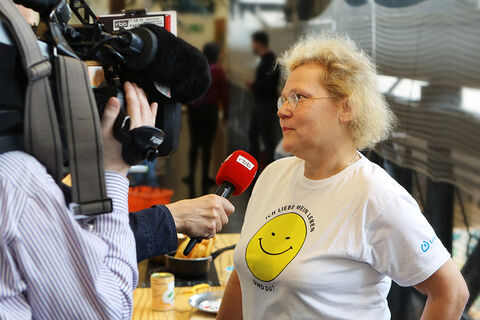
[130,205,178,261]
[90,171,139,317]
[415,259,469,320]
[421,295,466,320]
[217,270,242,320]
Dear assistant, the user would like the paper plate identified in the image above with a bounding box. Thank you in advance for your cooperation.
[188,291,224,314]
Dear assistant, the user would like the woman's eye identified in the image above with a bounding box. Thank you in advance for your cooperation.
[296,94,307,100]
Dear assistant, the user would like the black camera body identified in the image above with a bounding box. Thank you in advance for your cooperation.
[3,0,210,167]
[46,1,183,164]
[0,0,211,218]
[14,0,209,167]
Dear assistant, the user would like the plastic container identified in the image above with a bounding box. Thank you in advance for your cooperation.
[128,186,174,212]
[150,272,174,311]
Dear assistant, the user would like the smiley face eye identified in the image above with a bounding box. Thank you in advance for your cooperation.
[285,236,290,240]
[271,232,276,236]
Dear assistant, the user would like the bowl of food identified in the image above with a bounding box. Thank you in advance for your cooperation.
[165,237,235,278]
[150,233,188,264]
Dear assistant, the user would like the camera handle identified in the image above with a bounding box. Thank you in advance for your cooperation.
[113,109,166,165]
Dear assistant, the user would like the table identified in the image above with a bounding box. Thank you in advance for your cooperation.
[132,233,239,320]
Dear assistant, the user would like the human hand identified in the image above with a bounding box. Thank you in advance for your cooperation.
[166,195,235,238]
[16,5,36,25]
[101,81,158,175]
[125,82,158,129]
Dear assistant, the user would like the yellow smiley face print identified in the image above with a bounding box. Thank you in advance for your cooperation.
[245,213,307,282]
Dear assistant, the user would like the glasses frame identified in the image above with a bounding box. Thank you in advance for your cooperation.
[277,92,337,111]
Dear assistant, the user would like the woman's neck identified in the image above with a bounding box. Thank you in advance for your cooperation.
[302,144,358,180]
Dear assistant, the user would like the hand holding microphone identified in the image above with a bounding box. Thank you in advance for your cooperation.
[182,150,258,256]
[166,194,234,239]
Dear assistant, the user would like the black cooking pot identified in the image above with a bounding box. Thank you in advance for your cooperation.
[165,244,236,278]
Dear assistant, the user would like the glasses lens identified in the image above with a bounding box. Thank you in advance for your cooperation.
[277,96,284,110]
[288,93,298,110]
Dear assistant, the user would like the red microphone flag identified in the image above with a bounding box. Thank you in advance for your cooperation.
[215,150,258,195]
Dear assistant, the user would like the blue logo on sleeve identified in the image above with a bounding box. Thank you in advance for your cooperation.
[421,235,437,252]
[421,241,430,252]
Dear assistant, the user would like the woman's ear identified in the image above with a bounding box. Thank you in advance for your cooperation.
[338,98,354,123]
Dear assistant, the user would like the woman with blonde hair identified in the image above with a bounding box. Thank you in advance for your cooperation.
[218,34,468,319]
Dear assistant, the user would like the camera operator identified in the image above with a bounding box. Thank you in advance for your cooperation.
[0,81,150,319]
[0,3,234,319]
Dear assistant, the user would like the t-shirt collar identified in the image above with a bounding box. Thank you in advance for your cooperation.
[298,151,366,188]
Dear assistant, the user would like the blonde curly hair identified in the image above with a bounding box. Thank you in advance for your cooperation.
[278,33,396,150]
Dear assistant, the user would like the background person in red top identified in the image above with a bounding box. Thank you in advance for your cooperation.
[184,42,229,196]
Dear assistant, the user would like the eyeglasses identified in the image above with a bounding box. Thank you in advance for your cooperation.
[277,92,337,111]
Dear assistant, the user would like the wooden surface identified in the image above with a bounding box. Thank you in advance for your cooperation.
[132,233,239,320]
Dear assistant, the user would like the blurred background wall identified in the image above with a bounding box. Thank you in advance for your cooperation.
[83,0,480,318]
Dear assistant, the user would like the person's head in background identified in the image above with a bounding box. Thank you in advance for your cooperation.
[251,31,269,56]
[203,42,220,64]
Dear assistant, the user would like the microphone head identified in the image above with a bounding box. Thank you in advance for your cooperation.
[122,23,211,104]
[216,151,258,196]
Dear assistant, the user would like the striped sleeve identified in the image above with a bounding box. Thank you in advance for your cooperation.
[0,152,138,319]
[89,171,139,318]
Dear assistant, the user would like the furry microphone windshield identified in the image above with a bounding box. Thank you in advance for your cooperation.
[122,23,212,105]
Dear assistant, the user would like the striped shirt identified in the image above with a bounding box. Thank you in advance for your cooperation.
[0,151,138,319]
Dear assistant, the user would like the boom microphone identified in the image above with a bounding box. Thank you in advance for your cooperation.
[183,150,258,256]
[13,0,59,14]
[92,23,211,158]
[120,23,212,105]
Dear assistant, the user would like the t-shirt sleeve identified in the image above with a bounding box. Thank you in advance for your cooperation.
[366,194,450,287]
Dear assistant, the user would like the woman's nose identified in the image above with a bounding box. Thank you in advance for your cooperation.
[277,102,292,119]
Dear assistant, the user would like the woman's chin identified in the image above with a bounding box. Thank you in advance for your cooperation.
[282,139,295,154]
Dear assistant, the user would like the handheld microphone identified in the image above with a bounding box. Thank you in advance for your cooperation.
[183,150,258,256]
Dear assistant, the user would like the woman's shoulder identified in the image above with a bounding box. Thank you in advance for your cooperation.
[253,156,301,187]
[353,158,416,208]
[263,156,301,174]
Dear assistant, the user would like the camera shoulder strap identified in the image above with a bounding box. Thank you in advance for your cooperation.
[0,0,112,217]
[55,55,112,215]
[55,55,112,216]
[0,0,62,181]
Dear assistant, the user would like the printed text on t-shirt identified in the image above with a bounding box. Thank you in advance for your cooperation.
[266,204,315,232]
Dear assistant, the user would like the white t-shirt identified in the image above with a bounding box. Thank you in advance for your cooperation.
[233,154,450,320]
